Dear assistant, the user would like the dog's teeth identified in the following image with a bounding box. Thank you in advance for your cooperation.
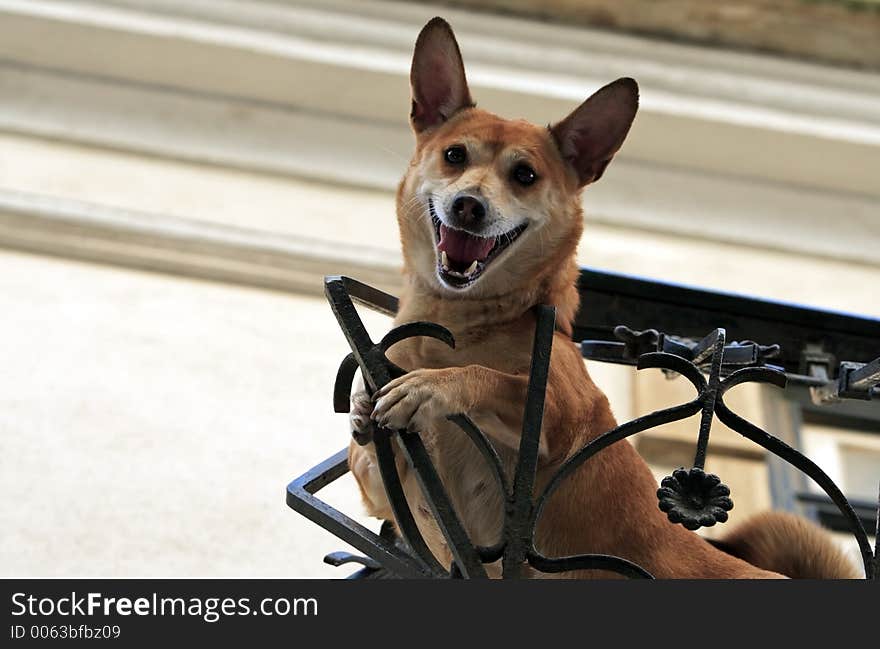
[440,251,449,270]
[465,260,479,276]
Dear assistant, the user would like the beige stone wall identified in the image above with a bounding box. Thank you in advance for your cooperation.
[429,0,880,70]
[0,249,392,578]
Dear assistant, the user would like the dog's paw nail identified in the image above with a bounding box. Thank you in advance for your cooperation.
[351,414,366,429]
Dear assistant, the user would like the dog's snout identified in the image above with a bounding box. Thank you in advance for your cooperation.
[451,194,487,224]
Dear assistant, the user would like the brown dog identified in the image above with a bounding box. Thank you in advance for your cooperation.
[347,17,858,579]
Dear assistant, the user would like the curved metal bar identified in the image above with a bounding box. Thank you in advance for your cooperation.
[476,542,506,564]
[324,551,381,570]
[714,397,875,579]
[720,366,787,391]
[531,398,703,546]
[448,414,511,499]
[637,351,707,394]
[446,415,508,579]
[373,430,448,576]
[333,352,360,414]
[527,551,654,579]
[380,321,455,352]
[396,432,489,578]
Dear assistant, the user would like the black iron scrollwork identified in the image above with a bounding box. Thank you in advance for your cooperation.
[286,276,880,580]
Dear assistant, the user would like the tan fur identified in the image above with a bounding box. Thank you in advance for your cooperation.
[347,17,855,579]
[715,511,861,579]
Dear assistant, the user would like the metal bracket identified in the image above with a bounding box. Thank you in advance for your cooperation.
[324,551,382,570]
[583,325,780,375]
[838,358,880,401]
[805,344,879,404]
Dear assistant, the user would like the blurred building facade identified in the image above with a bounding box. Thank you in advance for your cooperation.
[0,0,878,577]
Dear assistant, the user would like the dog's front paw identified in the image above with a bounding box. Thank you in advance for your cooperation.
[350,389,374,440]
[371,369,464,433]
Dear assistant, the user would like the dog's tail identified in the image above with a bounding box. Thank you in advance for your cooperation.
[712,511,861,579]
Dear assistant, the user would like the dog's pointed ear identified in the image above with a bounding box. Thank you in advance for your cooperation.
[410,17,473,133]
[550,78,639,186]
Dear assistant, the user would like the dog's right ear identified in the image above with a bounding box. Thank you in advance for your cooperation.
[410,17,473,133]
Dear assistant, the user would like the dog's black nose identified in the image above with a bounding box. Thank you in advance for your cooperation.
[451,195,487,224]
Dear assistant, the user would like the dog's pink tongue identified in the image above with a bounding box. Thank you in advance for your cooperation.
[437,224,495,263]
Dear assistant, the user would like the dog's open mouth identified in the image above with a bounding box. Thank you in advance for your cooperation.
[429,200,527,288]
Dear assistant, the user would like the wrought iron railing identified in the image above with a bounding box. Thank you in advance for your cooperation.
[286,271,880,579]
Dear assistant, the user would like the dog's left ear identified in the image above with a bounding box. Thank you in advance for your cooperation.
[550,78,639,186]
[410,17,473,133]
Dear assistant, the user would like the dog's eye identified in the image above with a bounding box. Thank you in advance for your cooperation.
[512,163,537,186]
[444,145,467,165]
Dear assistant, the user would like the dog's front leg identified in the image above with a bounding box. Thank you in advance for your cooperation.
[371,365,555,459]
